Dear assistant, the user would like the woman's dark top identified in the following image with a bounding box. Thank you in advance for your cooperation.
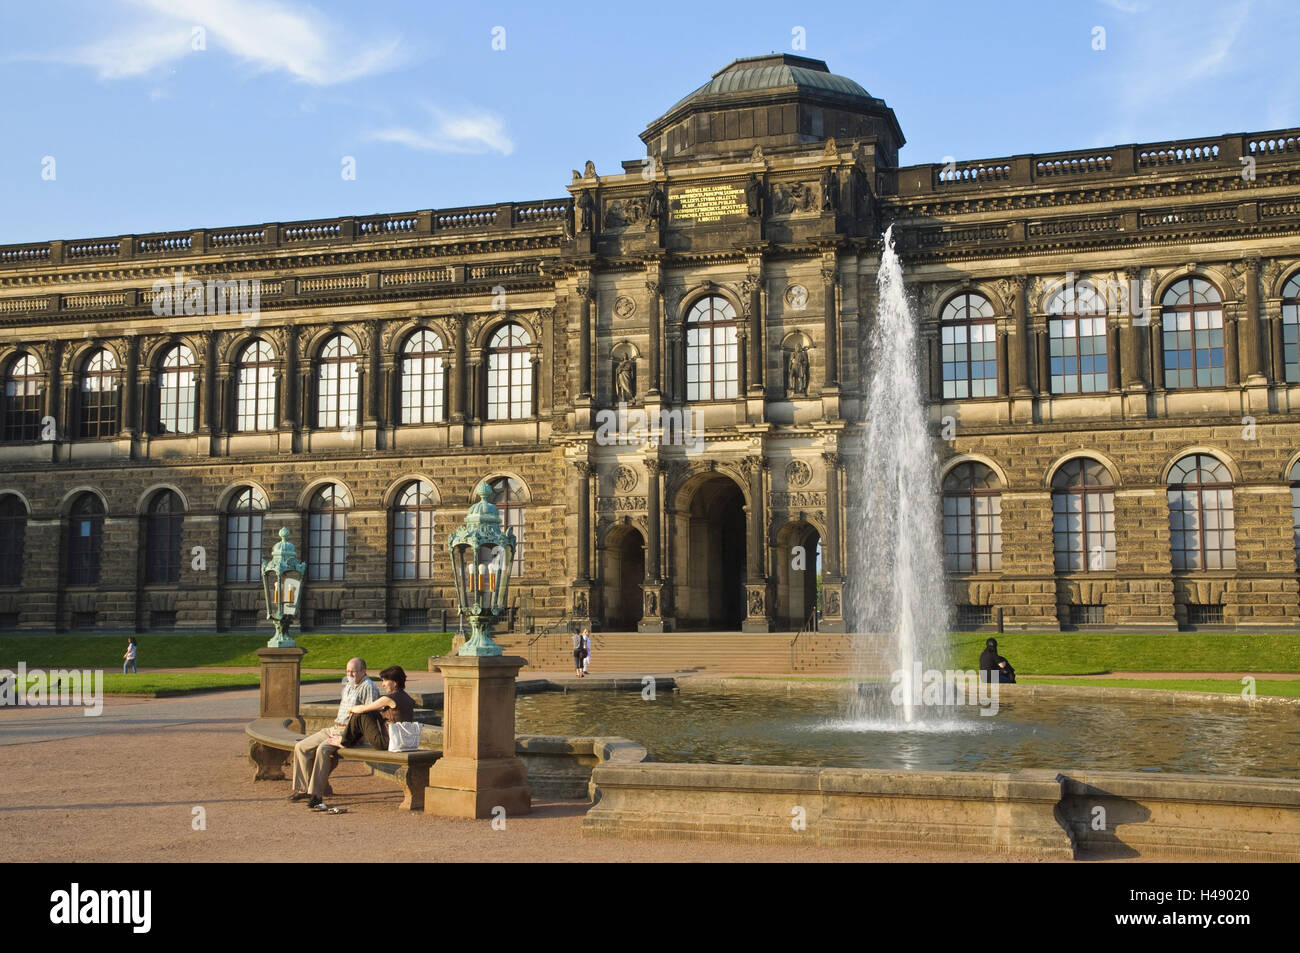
[978,648,1000,679]
[380,690,416,725]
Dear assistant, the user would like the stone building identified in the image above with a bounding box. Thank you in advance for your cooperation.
[1,53,1299,634]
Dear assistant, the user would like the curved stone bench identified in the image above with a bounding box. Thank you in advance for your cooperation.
[246,717,440,811]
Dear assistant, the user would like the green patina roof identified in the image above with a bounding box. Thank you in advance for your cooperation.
[665,54,873,115]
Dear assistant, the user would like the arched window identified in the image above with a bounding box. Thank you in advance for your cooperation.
[1281,275,1300,384]
[157,344,197,435]
[401,330,445,425]
[392,480,436,580]
[942,463,1002,572]
[236,340,277,432]
[486,476,526,574]
[225,486,267,583]
[145,490,184,584]
[941,293,997,399]
[487,324,533,420]
[1051,458,1115,572]
[1046,283,1108,394]
[1291,461,1300,567]
[685,296,739,401]
[0,495,28,587]
[80,349,119,438]
[316,335,358,429]
[67,493,105,585]
[4,353,43,441]
[308,484,349,582]
[1168,454,1235,570]
[1161,278,1224,389]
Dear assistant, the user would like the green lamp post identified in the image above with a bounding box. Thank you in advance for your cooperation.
[448,482,517,656]
[261,527,306,648]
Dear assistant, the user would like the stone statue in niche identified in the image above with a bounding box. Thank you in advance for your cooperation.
[578,190,596,233]
[787,343,810,396]
[575,591,588,616]
[747,589,764,616]
[745,173,764,217]
[770,183,792,215]
[821,167,839,212]
[647,181,667,228]
[824,589,840,617]
[645,590,658,615]
[614,355,637,403]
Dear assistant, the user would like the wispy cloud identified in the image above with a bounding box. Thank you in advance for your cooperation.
[1099,0,1149,14]
[54,0,402,85]
[368,105,515,156]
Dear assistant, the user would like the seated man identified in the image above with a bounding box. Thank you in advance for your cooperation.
[289,657,378,805]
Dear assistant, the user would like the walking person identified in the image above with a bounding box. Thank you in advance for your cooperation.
[572,625,586,677]
[581,626,592,676]
[122,637,138,675]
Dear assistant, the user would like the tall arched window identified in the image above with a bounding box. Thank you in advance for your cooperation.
[225,486,267,582]
[157,344,197,435]
[941,292,997,399]
[1290,461,1300,567]
[1051,458,1115,572]
[392,480,436,580]
[0,495,28,587]
[942,462,1002,572]
[67,493,105,585]
[487,324,532,420]
[1168,454,1235,570]
[487,476,527,574]
[1162,278,1224,389]
[236,340,277,432]
[316,335,358,429]
[1281,275,1300,384]
[308,484,349,582]
[401,329,445,424]
[1046,283,1108,394]
[4,353,43,441]
[685,296,739,401]
[145,490,184,584]
[80,349,119,438]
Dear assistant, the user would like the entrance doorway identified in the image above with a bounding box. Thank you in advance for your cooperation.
[602,526,645,631]
[775,522,821,630]
[674,475,747,629]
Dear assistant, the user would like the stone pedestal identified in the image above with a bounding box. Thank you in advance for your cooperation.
[425,654,531,819]
[256,645,306,732]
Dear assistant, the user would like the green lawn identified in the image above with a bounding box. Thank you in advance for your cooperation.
[102,672,342,696]
[1021,677,1300,698]
[0,632,455,672]
[950,632,1300,675]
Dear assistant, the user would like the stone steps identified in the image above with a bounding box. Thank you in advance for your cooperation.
[489,632,891,677]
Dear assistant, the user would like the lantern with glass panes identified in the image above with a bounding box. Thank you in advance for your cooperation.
[261,527,306,647]
[447,482,517,656]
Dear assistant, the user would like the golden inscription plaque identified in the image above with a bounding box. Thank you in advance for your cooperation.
[669,184,747,224]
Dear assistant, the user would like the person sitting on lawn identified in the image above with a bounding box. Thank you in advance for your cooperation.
[978,638,1016,684]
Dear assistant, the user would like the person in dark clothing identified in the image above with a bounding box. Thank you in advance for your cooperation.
[310,665,417,812]
[978,638,1016,684]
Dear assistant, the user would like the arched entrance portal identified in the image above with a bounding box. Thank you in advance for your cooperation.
[601,525,645,631]
[674,475,747,629]
[775,522,821,630]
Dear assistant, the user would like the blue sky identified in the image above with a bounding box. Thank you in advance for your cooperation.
[1,0,1296,244]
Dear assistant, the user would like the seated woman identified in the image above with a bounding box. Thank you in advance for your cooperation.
[312,666,417,813]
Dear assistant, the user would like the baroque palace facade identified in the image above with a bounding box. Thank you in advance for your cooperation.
[2,53,1300,634]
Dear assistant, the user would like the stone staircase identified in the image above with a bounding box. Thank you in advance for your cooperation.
[489,631,890,677]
